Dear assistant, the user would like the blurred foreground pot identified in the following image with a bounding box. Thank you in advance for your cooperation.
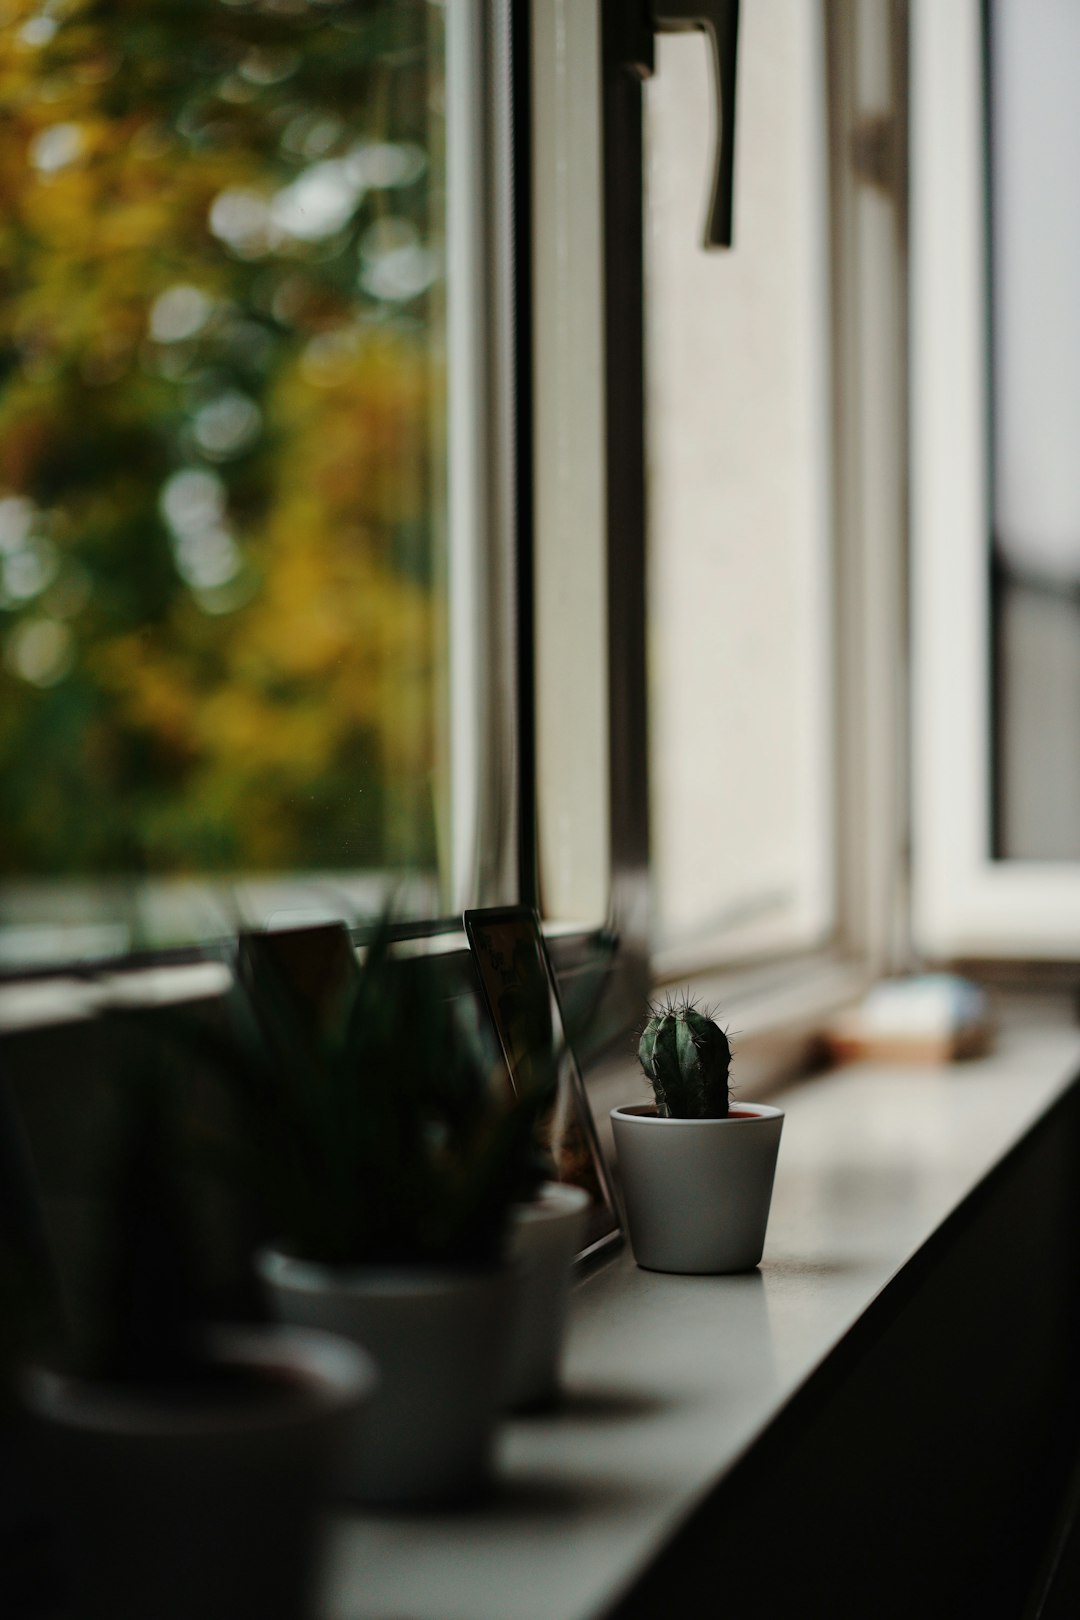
[505,1182,590,1410]
[22,1326,374,1620]
[611,1103,784,1274]
[258,1249,512,1507]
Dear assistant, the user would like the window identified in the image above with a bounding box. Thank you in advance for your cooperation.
[529,0,908,1062]
[0,0,520,963]
[988,0,1080,865]
[644,3,835,974]
[0,0,914,1058]
[912,0,1080,958]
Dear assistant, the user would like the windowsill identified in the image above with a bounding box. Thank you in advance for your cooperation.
[319,994,1080,1620]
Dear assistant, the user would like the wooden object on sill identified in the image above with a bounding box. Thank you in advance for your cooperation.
[823,975,993,1065]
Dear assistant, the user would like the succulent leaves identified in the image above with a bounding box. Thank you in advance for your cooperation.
[212,913,555,1269]
[637,997,731,1119]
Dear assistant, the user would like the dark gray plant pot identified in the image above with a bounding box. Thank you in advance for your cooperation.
[22,1326,374,1620]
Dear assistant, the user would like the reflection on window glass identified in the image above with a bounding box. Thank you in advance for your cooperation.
[0,0,448,906]
[989,0,1080,859]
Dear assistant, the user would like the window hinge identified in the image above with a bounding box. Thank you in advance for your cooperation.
[850,112,899,196]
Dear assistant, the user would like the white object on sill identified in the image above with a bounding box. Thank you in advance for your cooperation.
[505,1182,591,1411]
[823,973,992,1063]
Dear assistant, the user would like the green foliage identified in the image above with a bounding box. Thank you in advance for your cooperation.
[0,0,446,881]
[210,917,553,1268]
[637,995,731,1120]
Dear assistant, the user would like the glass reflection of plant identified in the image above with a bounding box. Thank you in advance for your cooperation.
[0,0,447,880]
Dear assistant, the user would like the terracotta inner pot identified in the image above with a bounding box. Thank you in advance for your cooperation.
[635,1104,760,1120]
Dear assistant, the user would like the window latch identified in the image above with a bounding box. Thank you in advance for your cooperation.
[613,2,740,249]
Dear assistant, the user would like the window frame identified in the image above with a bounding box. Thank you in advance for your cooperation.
[0,0,916,1082]
[910,0,1080,961]
[0,0,648,1066]
[531,0,910,1068]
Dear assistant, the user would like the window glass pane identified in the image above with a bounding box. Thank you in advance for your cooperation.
[645,1,834,971]
[0,0,450,947]
[989,0,1080,860]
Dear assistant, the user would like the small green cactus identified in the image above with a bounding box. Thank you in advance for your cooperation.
[637,996,731,1119]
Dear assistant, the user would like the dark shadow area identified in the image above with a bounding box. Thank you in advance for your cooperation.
[528,1384,672,1425]
[485,1470,655,1521]
[350,1468,651,1526]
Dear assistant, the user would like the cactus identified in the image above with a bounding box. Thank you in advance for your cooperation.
[637,996,731,1119]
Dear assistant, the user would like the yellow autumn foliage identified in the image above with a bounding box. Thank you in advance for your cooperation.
[0,0,450,884]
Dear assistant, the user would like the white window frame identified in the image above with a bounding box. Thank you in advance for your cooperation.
[530,0,611,933]
[910,0,1080,959]
[530,0,909,1061]
[643,7,836,978]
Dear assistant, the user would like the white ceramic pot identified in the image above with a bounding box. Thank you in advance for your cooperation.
[257,1250,513,1507]
[22,1326,374,1620]
[505,1181,590,1410]
[610,1102,784,1274]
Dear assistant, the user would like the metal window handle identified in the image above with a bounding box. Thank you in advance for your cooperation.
[651,2,739,248]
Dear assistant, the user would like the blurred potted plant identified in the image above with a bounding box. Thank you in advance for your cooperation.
[19,1041,374,1620]
[218,918,554,1506]
[610,997,784,1274]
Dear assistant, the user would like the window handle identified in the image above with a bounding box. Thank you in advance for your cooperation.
[650,2,739,248]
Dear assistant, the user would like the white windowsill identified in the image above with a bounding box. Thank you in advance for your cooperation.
[321,995,1080,1620]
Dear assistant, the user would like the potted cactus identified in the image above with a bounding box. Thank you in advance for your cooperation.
[610,997,784,1274]
[209,917,554,1506]
[17,1045,374,1620]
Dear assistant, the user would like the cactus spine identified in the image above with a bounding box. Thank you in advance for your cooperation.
[637,997,731,1119]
